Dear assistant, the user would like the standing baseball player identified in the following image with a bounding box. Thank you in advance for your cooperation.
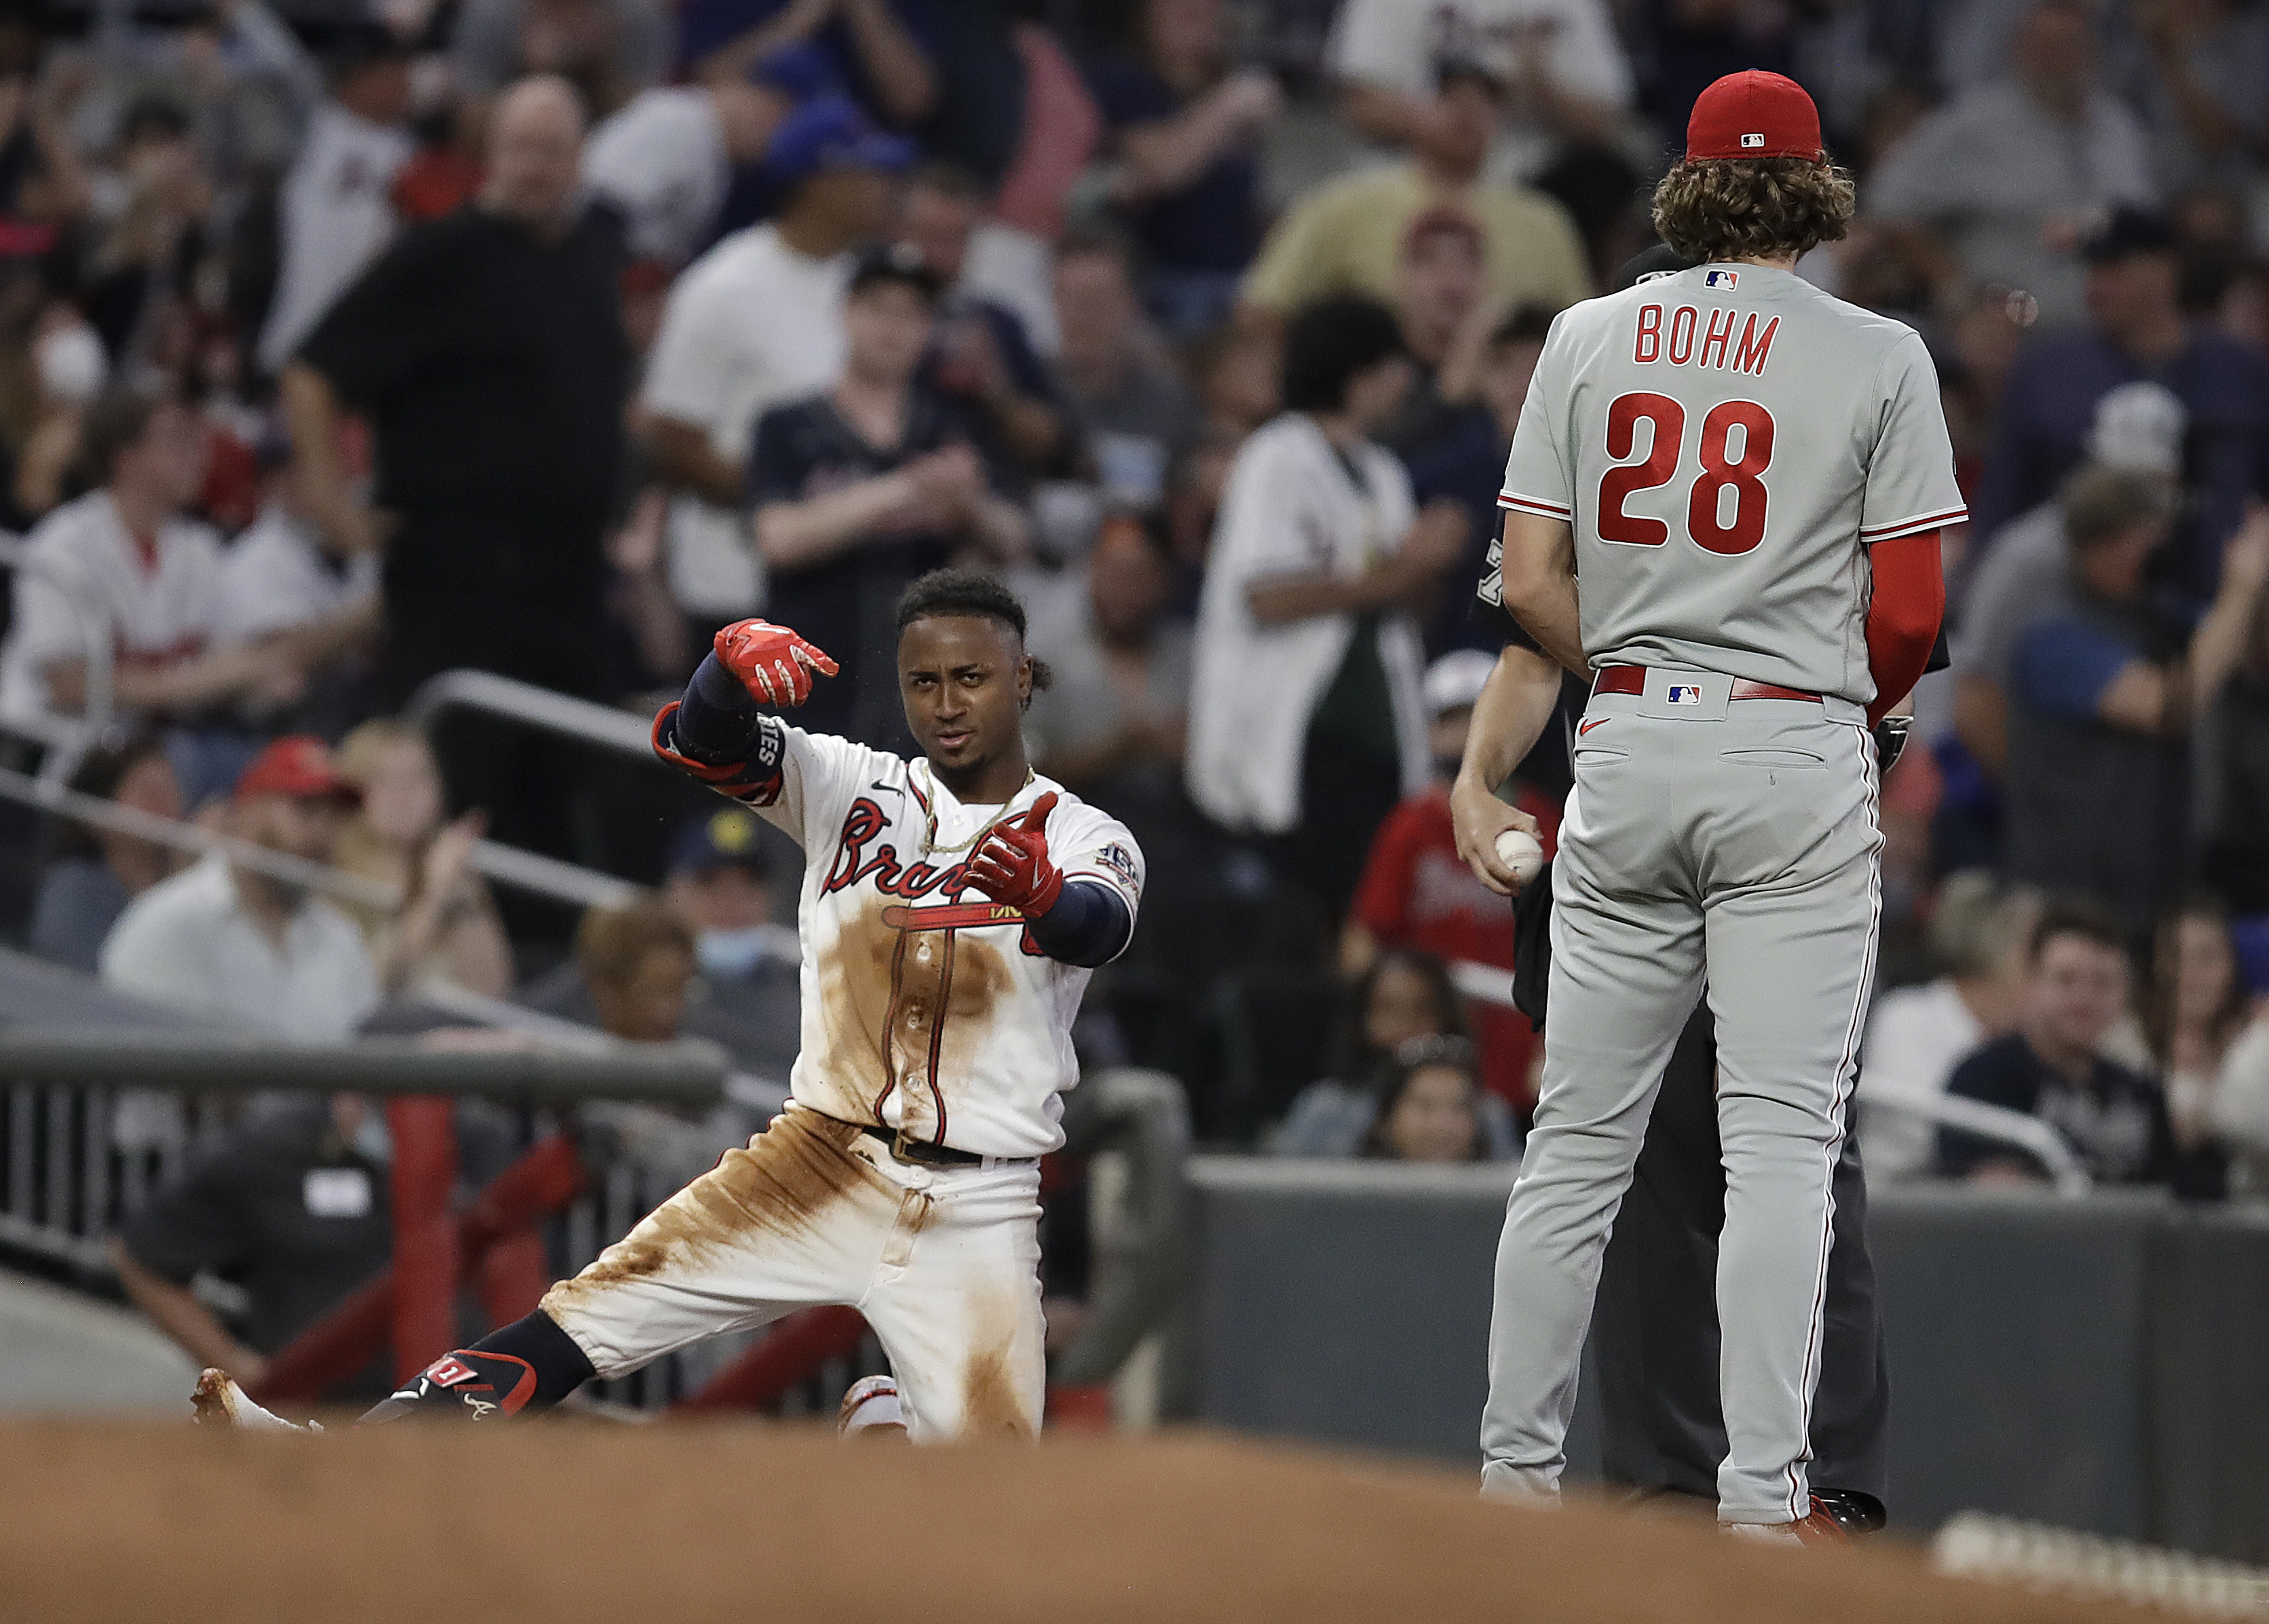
[196,569,1144,1440]
[1471,70,1955,1538]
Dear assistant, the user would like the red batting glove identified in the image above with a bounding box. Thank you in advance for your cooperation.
[963,791,1064,916]
[714,619,838,709]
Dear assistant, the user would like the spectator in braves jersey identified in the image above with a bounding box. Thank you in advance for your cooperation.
[195,570,1145,1444]
[0,388,293,747]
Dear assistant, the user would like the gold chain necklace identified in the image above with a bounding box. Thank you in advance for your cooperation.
[919,765,1037,856]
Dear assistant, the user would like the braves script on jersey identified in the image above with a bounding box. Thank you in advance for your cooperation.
[1484,263,1964,703]
[744,720,1144,1159]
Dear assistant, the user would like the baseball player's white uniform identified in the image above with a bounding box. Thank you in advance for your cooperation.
[1476,261,1962,1520]
[541,722,1144,1440]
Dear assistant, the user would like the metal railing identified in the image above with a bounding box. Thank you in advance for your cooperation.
[404,668,656,761]
[1445,956,2091,1194]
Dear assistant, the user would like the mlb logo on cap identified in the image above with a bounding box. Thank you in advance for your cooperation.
[1742,132,1765,147]
[1704,269,1740,290]
[1668,685,1703,705]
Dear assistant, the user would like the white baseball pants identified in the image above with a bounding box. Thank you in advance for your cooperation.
[542,1106,1047,1441]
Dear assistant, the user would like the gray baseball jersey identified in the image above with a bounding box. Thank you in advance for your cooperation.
[1478,262,1959,1527]
[1488,263,1964,703]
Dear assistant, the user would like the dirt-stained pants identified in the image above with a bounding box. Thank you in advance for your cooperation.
[1479,670,1881,1524]
[542,1106,1046,1441]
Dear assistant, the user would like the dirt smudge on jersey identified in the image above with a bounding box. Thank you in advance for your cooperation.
[817,899,1015,1137]
[545,1112,876,1310]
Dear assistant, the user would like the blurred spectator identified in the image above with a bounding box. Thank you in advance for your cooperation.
[1024,510,1192,847]
[1630,0,1796,162]
[2137,896,2251,1154]
[1868,0,2155,331]
[2118,0,2269,201]
[581,61,790,269]
[675,0,936,132]
[1404,306,1554,654]
[254,24,413,376]
[1271,951,1513,1156]
[453,0,672,116]
[1083,0,1277,339]
[0,388,290,764]
[331,720,512,998]
[749,242,1026,749]
[0,6,88,226]
[81,94,215,375]
[10,304,107,525]
[1358,1036,1507,1162]
[1345,649,1558,1112]
[2002,476,2269,926]
[1188,296,1466,922]
[1327,0,1633,186]
[1966,207,2269,599]
[527,892,697,1042]
[1953,385,2184,782]
[1051,226,1197,514]
[1376,206,1489,459]
[109,1091,394,1397]
[1856,871,2033,1182]
[1940,899,2221,1194]
[639,94,905,632]
[900,160,1072,480]
[28,733,183,975]
[210,433,383,729]
[80,0,322,189]
[100,736,378,1038]
[285,77,629,713]
[1239,63,1590,327]
[659,806,800,1074]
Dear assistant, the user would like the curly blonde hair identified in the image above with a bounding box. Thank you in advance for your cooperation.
[1650,156,1856,265]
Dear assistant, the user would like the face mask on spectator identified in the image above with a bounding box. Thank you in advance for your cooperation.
[35,322,107,405]
[697,926,772,978]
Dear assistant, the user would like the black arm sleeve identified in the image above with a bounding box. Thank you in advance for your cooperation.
[677,653,764,765]
[1021,880,1133,968]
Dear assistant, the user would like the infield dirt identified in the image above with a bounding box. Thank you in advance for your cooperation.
[0,1420,2164,1622]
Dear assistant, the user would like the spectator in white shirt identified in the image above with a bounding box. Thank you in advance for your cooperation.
[1187,295,1467,921]
[0,388,290,738]
[101,735,379,1040]
[637,94,908,631]
[255,24,414,376]
[1856,872,2038,1180]
[582,64,792,268]
[1328,0,1634,181]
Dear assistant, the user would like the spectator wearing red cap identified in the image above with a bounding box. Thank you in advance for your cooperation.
[100,736,379,1039]
[1239,61,1590,328]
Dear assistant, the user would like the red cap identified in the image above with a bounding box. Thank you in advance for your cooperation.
[1685,70,1824,164]
[235,736,358,804]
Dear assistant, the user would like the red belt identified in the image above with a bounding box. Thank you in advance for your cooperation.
[1591,664,1821,704]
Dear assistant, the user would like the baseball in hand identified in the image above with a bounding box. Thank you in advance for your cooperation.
[1494,829,1544,885]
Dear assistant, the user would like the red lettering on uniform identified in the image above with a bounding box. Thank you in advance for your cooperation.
[1700,308,1736,370]
[1667,305,1698,366]
[1733,314,1780,375]
[822,798,973,901]
[1634,303,1662,364]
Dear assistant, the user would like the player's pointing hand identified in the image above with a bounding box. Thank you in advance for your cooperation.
[964,791,1064,916]
[714,619,838,709]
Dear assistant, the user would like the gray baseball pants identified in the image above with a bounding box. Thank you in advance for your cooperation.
[1479,669,1882,1525]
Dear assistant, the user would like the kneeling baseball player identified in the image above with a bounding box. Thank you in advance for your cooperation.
[197,570,1144,1441]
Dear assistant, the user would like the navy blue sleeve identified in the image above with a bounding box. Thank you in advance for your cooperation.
[2010,618,2136,720]
[677,653,763,763]
[1022,879,1133,968]
[1936,1042,2039,1177]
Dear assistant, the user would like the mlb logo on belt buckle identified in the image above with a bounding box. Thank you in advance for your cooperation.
[1704,269,1739,290]
[1667,684,1703,705]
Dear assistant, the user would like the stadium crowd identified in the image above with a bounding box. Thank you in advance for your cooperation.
[4,0,2269,1205]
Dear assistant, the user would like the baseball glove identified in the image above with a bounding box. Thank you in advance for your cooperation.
[1872,715,1913,776]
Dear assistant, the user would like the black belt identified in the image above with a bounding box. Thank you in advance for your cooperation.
[859,1123,994,1167]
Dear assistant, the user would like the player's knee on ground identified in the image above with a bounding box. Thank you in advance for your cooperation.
[358,1310,596,1424]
